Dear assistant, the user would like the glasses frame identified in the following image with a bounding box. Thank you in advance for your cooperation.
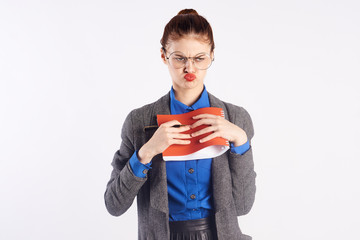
[162,47,214,70]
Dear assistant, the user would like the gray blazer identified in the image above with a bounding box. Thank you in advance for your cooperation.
[104,91,256,240]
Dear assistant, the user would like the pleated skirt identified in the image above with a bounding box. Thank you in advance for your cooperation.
[169,216,218,240]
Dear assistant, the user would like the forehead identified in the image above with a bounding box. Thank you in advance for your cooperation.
[167,36,211,55]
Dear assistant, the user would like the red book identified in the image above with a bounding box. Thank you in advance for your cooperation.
[157,107,230,161]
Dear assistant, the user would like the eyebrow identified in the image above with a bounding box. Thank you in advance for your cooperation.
[172,52,209,56]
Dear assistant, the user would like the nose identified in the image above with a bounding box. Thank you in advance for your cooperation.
[184,58,196,73]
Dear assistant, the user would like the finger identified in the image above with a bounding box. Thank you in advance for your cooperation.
[161,120,182,127]
[191,118,217,129]
[191,126,216,137]
[192,114,218,119]
[168,125,191,133]
[170,139,191,145]
[171,133,192,139]
[199,132,218,143]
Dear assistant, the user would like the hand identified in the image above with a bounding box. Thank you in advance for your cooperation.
[138,120,191,164]
[190,114,248,147]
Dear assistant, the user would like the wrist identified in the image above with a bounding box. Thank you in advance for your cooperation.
[138,144,155,164]
[232,129,248,147]
[233,138,247,147]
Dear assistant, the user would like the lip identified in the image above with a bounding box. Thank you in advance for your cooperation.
[184,73,196,81]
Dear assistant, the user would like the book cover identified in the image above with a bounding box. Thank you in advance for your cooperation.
[157,107,230,161]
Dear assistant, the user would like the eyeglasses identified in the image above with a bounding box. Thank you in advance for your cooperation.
[162,47,214,70]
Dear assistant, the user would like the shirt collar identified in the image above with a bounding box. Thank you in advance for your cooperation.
[170,85,210,114]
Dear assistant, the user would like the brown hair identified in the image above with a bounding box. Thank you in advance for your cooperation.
[160,9,215,53]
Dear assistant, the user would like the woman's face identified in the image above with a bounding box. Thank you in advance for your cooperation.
[161,35,213,92]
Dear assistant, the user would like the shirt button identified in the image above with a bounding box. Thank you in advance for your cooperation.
[142,169,148,174]
[190,194,196,200]
[188,168,194,174]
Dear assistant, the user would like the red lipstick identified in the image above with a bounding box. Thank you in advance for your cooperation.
[184,73,196,81]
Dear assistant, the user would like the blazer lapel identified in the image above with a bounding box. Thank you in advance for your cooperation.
[147,93,171,214]
[208,92,232,212]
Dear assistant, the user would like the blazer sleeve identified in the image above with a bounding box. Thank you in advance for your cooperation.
[104,110,148,216]
[227,105,256,216]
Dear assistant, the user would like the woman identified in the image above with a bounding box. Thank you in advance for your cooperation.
[105,9,256,240]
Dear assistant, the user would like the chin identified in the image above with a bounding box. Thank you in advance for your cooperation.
[182,79,201,88]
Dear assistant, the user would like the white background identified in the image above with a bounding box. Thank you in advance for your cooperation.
[1,0,359,239]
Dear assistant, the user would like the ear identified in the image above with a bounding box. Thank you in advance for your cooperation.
[210,51,215,61]
[160,48,167,64]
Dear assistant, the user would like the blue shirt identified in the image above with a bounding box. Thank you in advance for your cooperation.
[129,85,250,221]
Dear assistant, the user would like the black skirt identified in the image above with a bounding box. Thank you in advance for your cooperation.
[169,216,218,240]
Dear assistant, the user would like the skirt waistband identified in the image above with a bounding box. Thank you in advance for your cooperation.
[169,216,216,233]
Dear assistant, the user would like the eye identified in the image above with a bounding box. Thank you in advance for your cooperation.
[174,57,186,62]
[195,57,205,62]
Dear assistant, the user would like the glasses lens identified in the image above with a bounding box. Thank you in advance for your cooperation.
[169,53,187,69]
[168,52,212,70]
[193,54,212,70]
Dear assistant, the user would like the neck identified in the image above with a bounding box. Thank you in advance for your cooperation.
[173,85,204,106]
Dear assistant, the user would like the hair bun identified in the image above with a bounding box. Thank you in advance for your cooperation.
[177,9,198,15]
